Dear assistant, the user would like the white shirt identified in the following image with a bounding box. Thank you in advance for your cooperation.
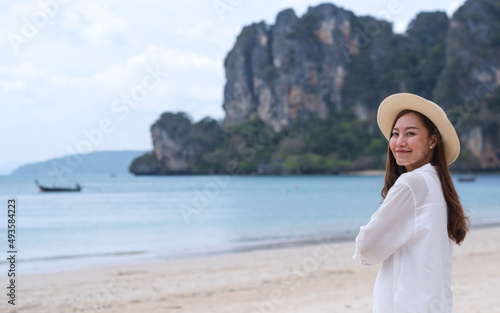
[353,163,453,313]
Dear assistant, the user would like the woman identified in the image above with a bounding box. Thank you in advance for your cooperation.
[353,93,469,313]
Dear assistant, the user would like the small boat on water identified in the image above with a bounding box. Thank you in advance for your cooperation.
[34,179,81,192]
[458,176,476,182]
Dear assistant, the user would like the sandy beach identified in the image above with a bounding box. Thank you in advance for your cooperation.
[4,225,499,313]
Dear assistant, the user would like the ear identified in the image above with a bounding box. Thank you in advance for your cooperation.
[430,133,438,147]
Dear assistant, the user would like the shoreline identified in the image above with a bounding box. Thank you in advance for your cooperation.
[346,169,385,176]
[9,221,500,277]
[5,225,500,313]
[9,232,359,276]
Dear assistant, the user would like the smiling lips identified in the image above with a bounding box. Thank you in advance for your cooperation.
[395,150,411,154]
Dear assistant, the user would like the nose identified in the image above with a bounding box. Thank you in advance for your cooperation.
[396,135,407,147]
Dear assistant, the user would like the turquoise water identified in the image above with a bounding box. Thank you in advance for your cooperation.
[0,173,499,274]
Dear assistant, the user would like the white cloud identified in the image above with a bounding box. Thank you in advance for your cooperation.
[87,45,220,96]
[57,3,127,45]
[172,19,214,38]
[0,63,43,92]
[9,1,41,17]
[90,63,134,90]
[82,4,127,45]
[13,62,44,78]
[3,80,26,91]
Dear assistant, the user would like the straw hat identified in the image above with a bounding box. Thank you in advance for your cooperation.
[377,93,460,165]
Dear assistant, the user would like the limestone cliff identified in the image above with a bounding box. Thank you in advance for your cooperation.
[222,5,376,131]
[130,113,226,175]
[220,4,454,128]
[435,0,500,169]
[130,0,500,175]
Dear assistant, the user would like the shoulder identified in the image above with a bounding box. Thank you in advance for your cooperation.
[397,169,427,190]
[397,164,439,192]
[392,166,438,206]
[384,169,427,200]
[384,172,420,202]
[382,173,418,210]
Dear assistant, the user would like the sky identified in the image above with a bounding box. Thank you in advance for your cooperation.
[0,0,465,174]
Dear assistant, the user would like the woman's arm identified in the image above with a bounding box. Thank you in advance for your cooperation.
[352,180,417,266]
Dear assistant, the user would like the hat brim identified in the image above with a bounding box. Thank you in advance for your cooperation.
[377,93,460,165]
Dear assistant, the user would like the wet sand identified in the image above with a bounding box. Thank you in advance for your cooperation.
[4,225,499,313]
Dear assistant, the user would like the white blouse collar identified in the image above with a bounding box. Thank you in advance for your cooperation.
[414,162,437,173]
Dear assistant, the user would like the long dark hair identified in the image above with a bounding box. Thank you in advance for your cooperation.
[381,110,469,245]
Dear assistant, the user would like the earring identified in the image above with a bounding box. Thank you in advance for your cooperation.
[430,146,433,149]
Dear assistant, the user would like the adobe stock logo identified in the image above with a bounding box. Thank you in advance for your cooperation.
[7,0,72,52]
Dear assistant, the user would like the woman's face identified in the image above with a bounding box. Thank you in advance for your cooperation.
[389,112,436,172]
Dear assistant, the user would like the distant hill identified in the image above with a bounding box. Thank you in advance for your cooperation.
[11,150,147,176]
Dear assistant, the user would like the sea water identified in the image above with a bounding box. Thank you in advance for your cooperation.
[0,173,498,274]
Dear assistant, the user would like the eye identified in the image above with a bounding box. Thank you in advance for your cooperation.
[406,132,415,136]
[391,132,398,137]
